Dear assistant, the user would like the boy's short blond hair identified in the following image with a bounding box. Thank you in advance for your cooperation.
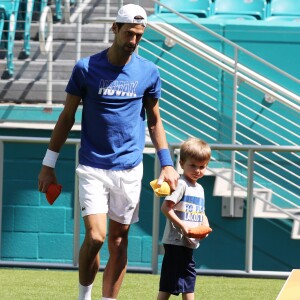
[180,137,211,163]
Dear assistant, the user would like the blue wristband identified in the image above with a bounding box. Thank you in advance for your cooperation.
[157,149,174,167]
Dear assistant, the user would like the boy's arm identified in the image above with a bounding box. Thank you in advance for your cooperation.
[161,200,190,236]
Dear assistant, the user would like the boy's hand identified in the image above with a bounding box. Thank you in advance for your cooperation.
[181,225,190,237]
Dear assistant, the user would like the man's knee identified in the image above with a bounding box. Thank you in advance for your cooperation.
[107,221,130,255]
[86,230,106,250]
[108,235,128,258]
[83,214,107,251]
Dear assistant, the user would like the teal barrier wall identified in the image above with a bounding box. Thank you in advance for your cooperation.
[221,20,300,147]
[222,20,300,95]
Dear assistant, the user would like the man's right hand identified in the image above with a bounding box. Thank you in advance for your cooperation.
[38,165,57,193]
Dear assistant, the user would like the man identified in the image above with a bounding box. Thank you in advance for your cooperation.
[38,4,179,300]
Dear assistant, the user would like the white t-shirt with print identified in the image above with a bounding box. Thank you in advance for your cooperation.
[161,176,207,249]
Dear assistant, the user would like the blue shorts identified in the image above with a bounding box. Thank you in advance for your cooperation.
[159,244,196,295]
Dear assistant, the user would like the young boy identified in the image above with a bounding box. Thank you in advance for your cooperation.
[157,137,212,300]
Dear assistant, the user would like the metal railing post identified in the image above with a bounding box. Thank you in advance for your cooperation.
[230,47,239,217]
[76,0,82,62]
[39,6,53,105]
[151,152,160,274]
[104,0,110,43]
[245,149,255,273]
[73,144,80,266]
[0,142,3,259]
[47,34,53,105]
[151,144,176,274]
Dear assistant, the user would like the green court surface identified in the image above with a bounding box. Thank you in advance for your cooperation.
[0,268,285,299]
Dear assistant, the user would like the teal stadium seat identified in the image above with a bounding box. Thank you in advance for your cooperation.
[33,0,58,21]
[17,0,35,58]
[0,0,20,79]
[155,0,212,18]
[210,0,267,20]
[0,10,4,41]
[54,0,76,22]
[266,0,300,21]
[32,0,46,21]
[54,0,62,21]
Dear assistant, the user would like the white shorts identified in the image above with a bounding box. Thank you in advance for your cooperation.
[76,163,143,224]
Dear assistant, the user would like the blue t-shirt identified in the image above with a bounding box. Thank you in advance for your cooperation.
[66,49,161,170]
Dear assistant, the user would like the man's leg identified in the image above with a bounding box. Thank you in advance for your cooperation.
[78,213,107,299]
[102,219,130,298]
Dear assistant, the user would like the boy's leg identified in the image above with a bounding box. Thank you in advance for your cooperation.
[157,291,171,300]
[182,292,195,300]
[102,219,131,298]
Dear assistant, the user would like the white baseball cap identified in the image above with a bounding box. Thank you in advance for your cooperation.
[116,4,147,27]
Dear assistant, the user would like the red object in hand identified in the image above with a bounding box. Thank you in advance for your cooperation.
[46,184,62,205]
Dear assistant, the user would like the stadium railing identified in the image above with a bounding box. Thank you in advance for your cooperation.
[0,0,20,79]
[17,0,35,59]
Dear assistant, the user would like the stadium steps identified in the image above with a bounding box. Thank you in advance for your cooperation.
[210,168,300,239]
[0,0,154,97]
[0,79,67,103]
[29,22,113,41]
[0,22,112,102]
[0,0,154,95]
[1,39,110,65]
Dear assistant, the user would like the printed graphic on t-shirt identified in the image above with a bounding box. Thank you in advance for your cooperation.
[175,195,205,223]
[98,79,138,97]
